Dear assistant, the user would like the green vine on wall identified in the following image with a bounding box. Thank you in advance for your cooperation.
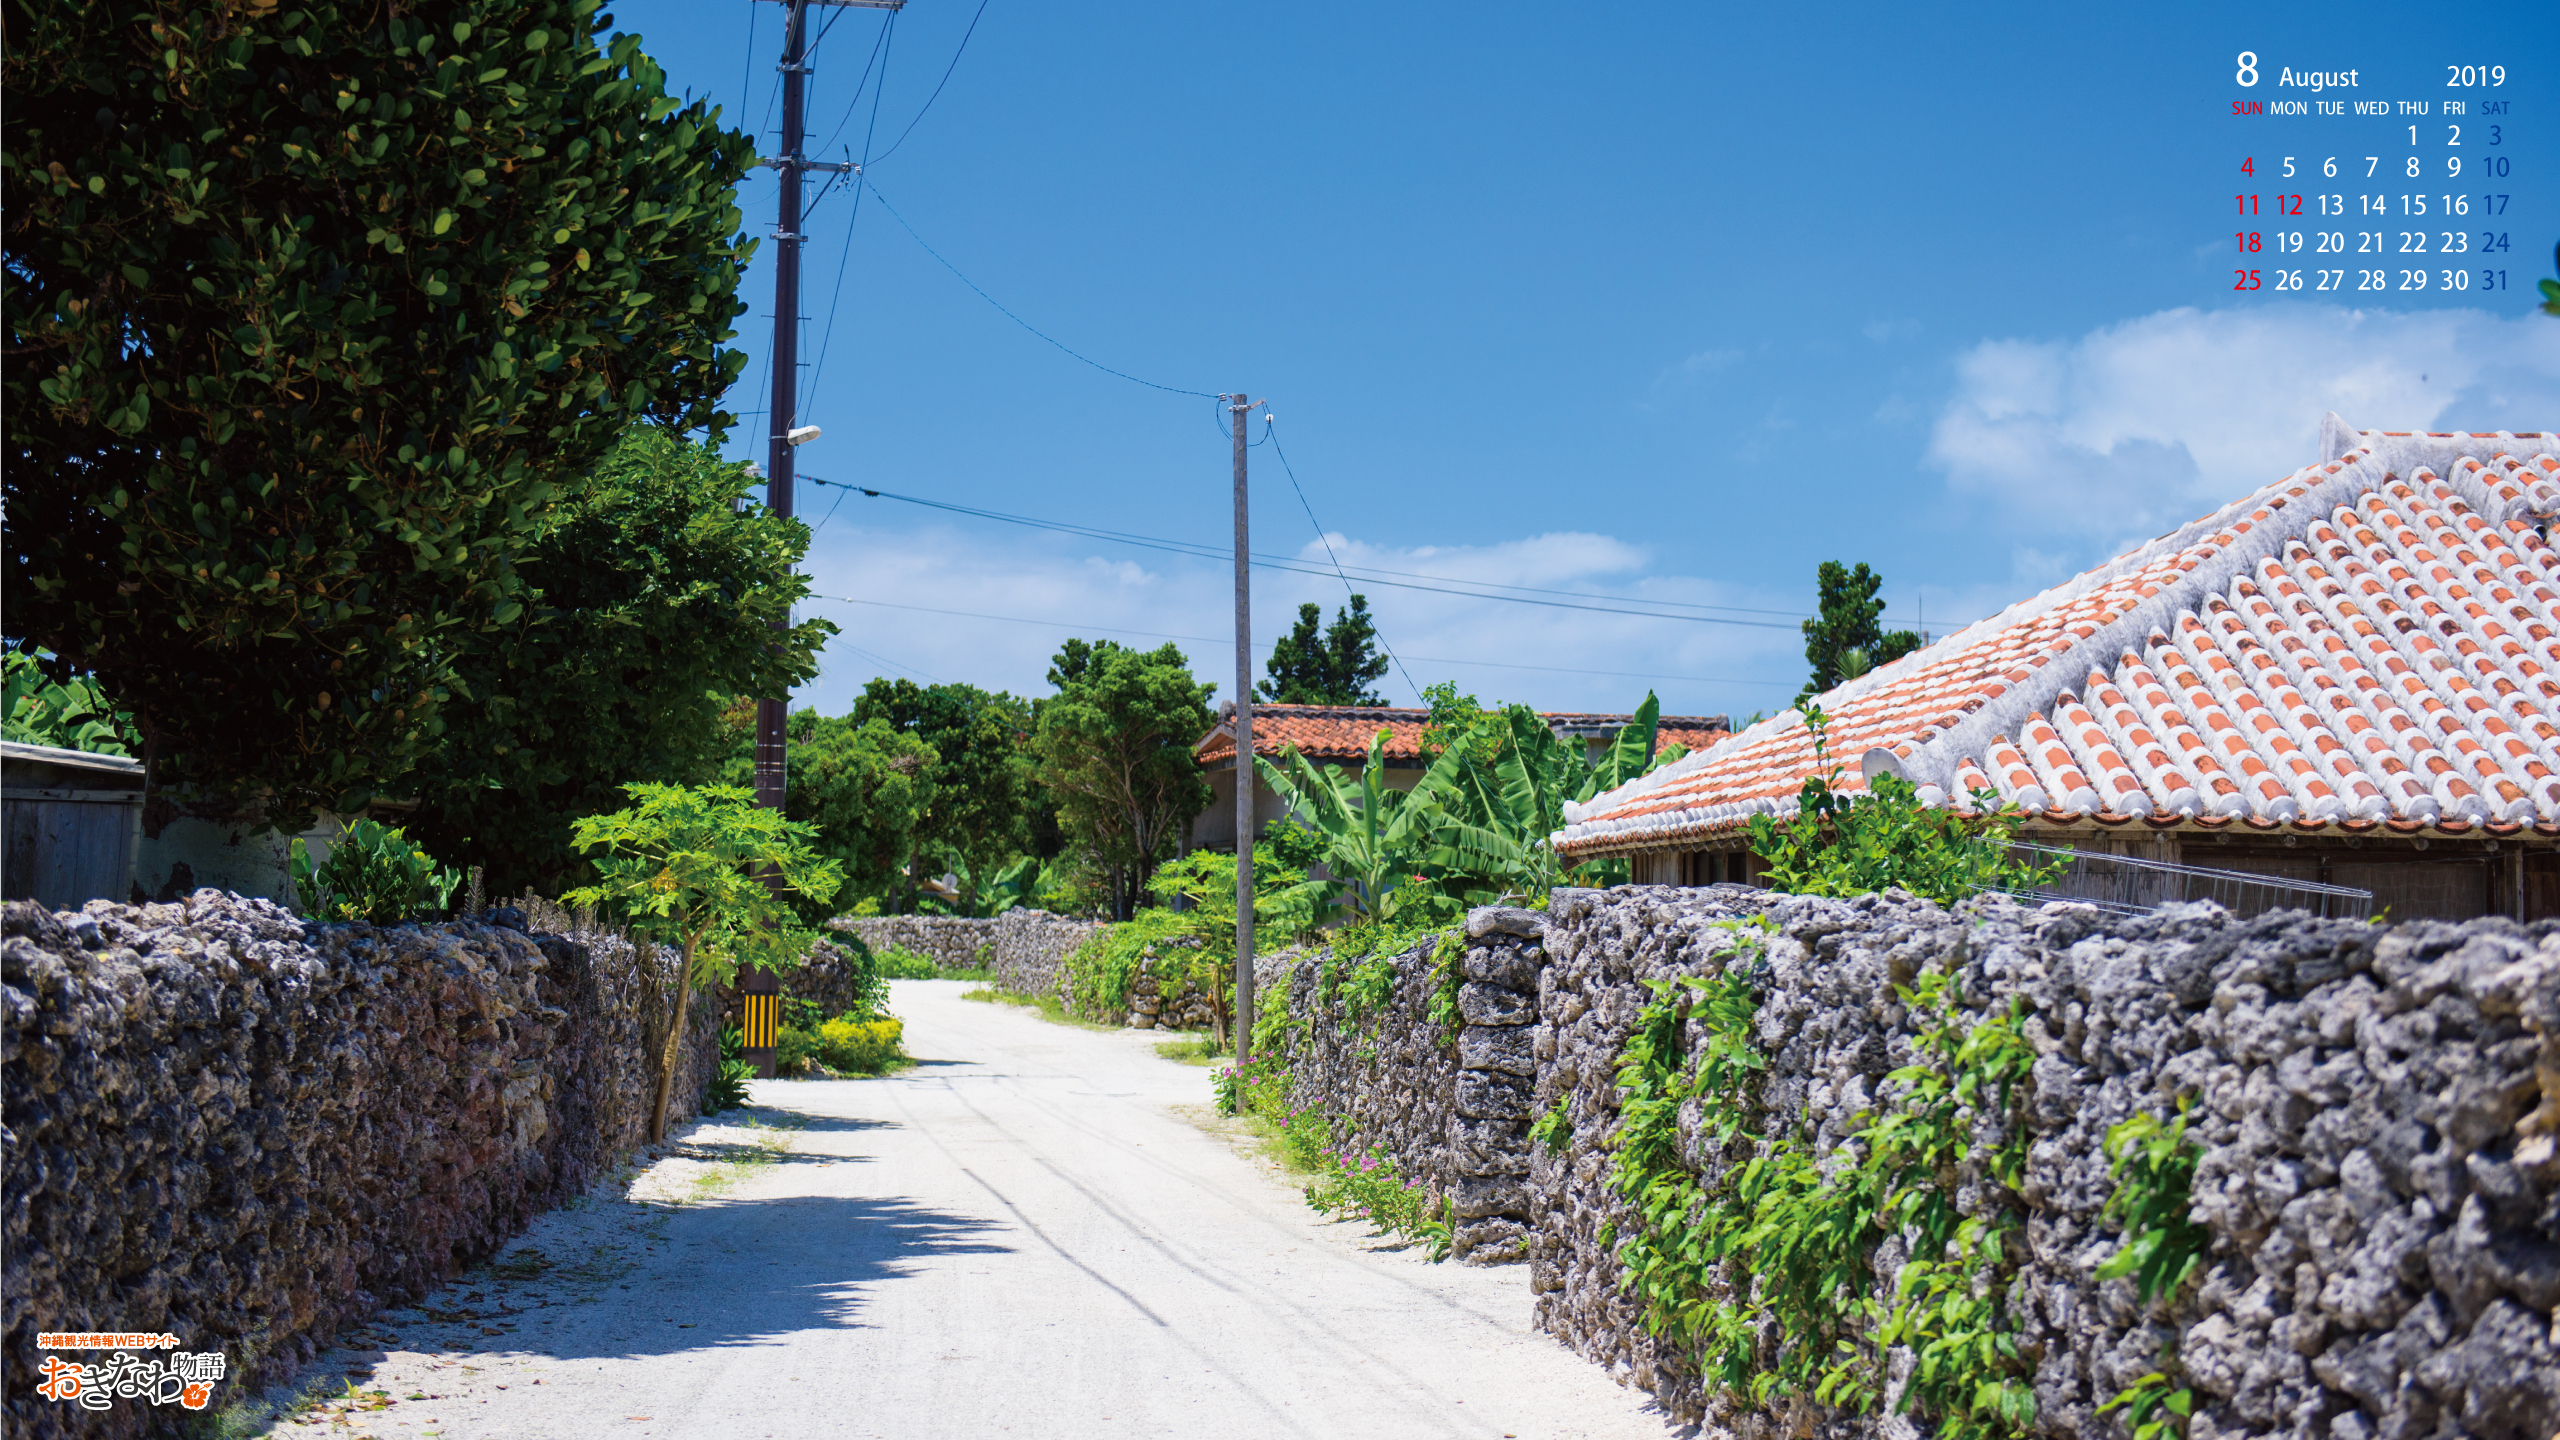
[2092,1104,2212,1439]
[1605,920,2042,1438]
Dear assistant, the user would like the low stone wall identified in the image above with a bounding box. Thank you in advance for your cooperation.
[2,891,721,1438]
[1261,908,1545,1264]
[777,937,877,1020]
[991,909,1106,1002]
[834,909,1103,1000]
[1527,885,2559,1439]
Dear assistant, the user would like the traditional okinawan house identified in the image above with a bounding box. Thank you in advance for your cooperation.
[1557,418,2560,923]
[1191,702,1729,852]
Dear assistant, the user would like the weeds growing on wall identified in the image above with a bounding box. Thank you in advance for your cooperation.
[2092,1104,2211,1437]
[1606,917,2041,1438]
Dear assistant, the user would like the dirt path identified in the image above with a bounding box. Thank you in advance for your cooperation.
[237,979,1684,1439]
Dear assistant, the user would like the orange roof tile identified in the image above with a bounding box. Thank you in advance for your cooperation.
[1558,420,2560,858]
[1196,704,1728,765]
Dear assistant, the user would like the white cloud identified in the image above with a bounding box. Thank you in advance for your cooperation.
[1926,303,2560,541]
[793,521,1813,722]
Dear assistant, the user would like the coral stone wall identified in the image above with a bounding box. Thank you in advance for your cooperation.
[834,910,1104,1000]
[1529,885,2560,1440]
[1262,908,1547,1264]
[2,892,721,1439]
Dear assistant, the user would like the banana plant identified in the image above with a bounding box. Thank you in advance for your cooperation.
[1254,728,1523,923]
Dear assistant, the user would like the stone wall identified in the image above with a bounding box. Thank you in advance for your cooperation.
[777,937,877,1021]
[1260,907,1545,1264]
[990,909,1107,1003]
[2,891,722,1439]
[834,909,1104,999]
[1526,885,2559,1440]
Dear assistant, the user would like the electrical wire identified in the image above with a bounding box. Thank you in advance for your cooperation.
[1266,422,1425,704]
[864,0,992,166]
[797,475,1805,628]
[809,19,894,394]
[805,593,1793,689]
[861,178,1220,400]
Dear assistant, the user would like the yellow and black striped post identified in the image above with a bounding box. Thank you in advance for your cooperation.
[740,966,781,1079]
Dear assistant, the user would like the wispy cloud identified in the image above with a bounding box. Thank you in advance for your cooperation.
[796,522,1815,721]
[1925,302,2560,544]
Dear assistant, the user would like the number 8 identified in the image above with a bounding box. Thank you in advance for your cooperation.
[2236,51,2259,86]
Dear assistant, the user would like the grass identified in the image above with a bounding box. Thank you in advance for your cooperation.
[1154,1034,1226,1066]
[959,984,1118,1032]
[683,1116,799,1201]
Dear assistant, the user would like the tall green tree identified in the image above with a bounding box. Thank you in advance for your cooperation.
[407,428,830,896]
[723,708,938,918]
[3,0,758,822]
[1797,561,1920,706]
[1032,639,1215,921]
[852,679,1033,913]
[1259,594,1390,705]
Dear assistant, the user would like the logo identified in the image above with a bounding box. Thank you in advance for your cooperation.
[35,1334,226,1413]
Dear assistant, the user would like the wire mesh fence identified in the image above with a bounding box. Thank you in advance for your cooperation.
[1986,841,2374,921]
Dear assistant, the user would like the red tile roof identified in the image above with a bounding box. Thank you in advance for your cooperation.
[1558,422,2560,859]
[1197,704,1728,765]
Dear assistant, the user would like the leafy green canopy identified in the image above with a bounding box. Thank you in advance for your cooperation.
[408,427,830,895]
[729,708,939,920]
[851,678,1035,912]
[1797,561,1921,706]
[1746,706,2053,905]
[1033,639,1215,921]
[3,0,758,820]
[1259,594,1390,706]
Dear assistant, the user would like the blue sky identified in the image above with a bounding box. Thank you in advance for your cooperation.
[614,0,2560,722]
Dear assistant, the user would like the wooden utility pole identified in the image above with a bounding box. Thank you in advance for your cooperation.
[745,0,890,1077]
[1231,391,1255,1065]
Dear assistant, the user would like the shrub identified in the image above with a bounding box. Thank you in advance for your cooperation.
[1747,704,2053,905]
[289,819,461,924]
[704,1026,755,1113]
[815,1015,905,1074]
[873,944,940,980]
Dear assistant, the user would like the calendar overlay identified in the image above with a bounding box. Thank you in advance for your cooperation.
[2227,54,2518,300]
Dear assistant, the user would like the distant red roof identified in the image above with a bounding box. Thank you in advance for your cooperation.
[1196,704,1729,766]
[1559,422,2560,858]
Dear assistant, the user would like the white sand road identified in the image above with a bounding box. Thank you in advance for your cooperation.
[237,978,1687,1440]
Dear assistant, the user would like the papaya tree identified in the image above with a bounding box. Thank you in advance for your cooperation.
[565,784,842,1140]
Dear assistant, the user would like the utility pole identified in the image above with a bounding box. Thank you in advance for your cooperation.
[1231,392,1256,1065]
[743,0,888,1078]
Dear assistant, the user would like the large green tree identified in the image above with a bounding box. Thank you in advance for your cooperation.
[1032,639,1215,921]
[1797,561,1920,706]
[739,710,938,919]
[851,679,1033,913]
[404,428,831,896]
[1259,594,1390,705]
[3,0,757,822]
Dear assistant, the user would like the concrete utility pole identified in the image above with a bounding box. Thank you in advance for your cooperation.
[744,0,891,1077]
[1231,391,1256,1065]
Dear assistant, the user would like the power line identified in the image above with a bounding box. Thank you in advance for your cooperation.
[866,0,991,166]
[798,475,1806,628]
[806,592,1795,688]
[809,16,894,395]
[1267,421,1424,704]
[861,178,1220,400]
